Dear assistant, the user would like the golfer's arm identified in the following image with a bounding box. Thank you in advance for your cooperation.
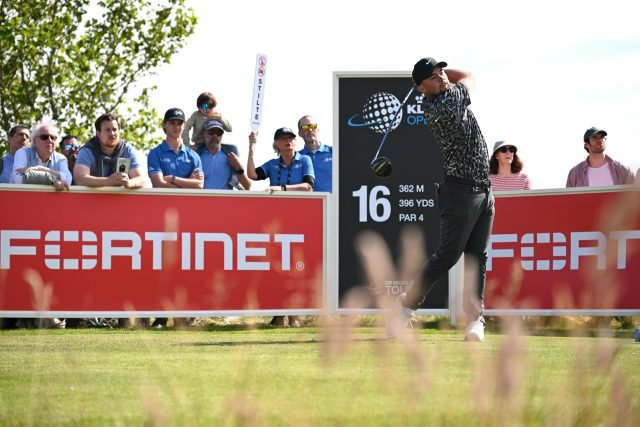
[445,69,475,91]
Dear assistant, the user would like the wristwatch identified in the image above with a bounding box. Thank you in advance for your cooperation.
[171,175,176,183]
[281,185,287,191]
[236,168,245,174]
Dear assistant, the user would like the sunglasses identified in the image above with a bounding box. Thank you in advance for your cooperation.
[498,146,517,153]
[300,123,318,132]
[63,143,81,151]
[200,103,214,110]
[38,134,58,142]
[206,129,223,136]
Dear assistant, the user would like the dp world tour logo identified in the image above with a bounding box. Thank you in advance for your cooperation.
[347,91,403,134]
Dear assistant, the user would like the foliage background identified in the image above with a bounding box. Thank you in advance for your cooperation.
[0,0,197,154]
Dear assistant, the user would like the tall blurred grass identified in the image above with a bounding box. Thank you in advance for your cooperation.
[0,324,638,426]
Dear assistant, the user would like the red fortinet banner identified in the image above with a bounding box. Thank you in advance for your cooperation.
[0,187,325,315]
[487,187,640,311]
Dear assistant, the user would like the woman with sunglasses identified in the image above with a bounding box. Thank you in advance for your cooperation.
[488,140,531,190]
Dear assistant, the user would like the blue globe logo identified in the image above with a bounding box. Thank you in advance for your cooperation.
[347,91,403,134]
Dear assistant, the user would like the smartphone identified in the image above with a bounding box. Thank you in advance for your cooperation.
[116,157,131,174]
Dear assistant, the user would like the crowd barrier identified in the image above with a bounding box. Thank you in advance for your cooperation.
[2,184,639,320]
[467,185,640,316]
[0,185,327,318]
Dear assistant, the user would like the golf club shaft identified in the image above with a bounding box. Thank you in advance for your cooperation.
[372,86,415,160]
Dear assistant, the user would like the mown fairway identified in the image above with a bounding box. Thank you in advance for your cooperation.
[1,325,639,426]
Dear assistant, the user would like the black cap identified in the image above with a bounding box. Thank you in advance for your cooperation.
[583,127,607,142]
[412,57,448,85]
[163,108,185,122]
[274,127,296,140]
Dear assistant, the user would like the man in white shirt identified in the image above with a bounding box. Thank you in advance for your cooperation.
[566,127,635,187]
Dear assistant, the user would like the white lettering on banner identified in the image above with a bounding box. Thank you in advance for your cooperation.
[1,230,39,268]
[488,230,640,271]
[44,230,98,270]
[274,233,305,270]
[145,232,178,270]
[610,230,640,268]
[0,230,305,271]
[195,233,233,270]
[102,232,142,270]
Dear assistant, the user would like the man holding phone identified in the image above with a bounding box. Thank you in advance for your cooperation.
[74,112,150,189]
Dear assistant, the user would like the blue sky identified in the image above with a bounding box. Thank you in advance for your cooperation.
[147,0,640,190]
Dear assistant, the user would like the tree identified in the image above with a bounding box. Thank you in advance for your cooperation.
[0,0,197,154]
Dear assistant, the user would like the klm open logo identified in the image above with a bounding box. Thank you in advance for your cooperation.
[347,91,429,131]
[347,92,403,134]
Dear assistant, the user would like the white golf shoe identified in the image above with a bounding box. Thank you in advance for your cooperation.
[464,320,485,342]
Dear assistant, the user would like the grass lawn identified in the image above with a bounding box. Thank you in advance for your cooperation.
[1,322,639,426]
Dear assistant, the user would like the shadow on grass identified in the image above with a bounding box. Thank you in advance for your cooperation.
[185,337,388,347]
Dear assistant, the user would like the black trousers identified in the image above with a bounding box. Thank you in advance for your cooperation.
[407,181,495,320]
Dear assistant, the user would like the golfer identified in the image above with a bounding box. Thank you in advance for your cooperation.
[392,58,495,341]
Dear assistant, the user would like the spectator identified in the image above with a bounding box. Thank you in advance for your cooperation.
[147,108,204,190]
[74,112,150,189]
[148,108,204,329]
[12,121,71,191]
[298,115,332,192]
[182,92,233,148]
[199,119,251,190]
[566,127,635,187]
[59,134,81,180]
[247,127,314,327]
[247,127,315,193]
[1,124,30,184]
[488,141,531,190]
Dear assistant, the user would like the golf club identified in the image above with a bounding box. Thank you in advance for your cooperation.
[370,85,415,177]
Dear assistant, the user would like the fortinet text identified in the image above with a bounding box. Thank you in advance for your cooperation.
[488,230,640,271]
[0,230,305,271]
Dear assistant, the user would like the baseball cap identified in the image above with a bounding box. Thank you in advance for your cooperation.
[203,119,225,132]
[163,108,185,122]
[583,127,607,142]
[412,57,448,86]
[274,127,296,140]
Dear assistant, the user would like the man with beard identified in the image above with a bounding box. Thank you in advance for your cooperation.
[199,119,251,190]
[389,58,494,342]
[566,127,635,187]
[74,112,150,189]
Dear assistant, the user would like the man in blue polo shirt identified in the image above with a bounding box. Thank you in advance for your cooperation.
[147,108,203,329]
[298,115,332,192]
[247,127,314,193]
[199,119,251,190]
[147,108,203,189]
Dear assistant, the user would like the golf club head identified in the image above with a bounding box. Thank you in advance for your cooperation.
[371,157,392,177]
